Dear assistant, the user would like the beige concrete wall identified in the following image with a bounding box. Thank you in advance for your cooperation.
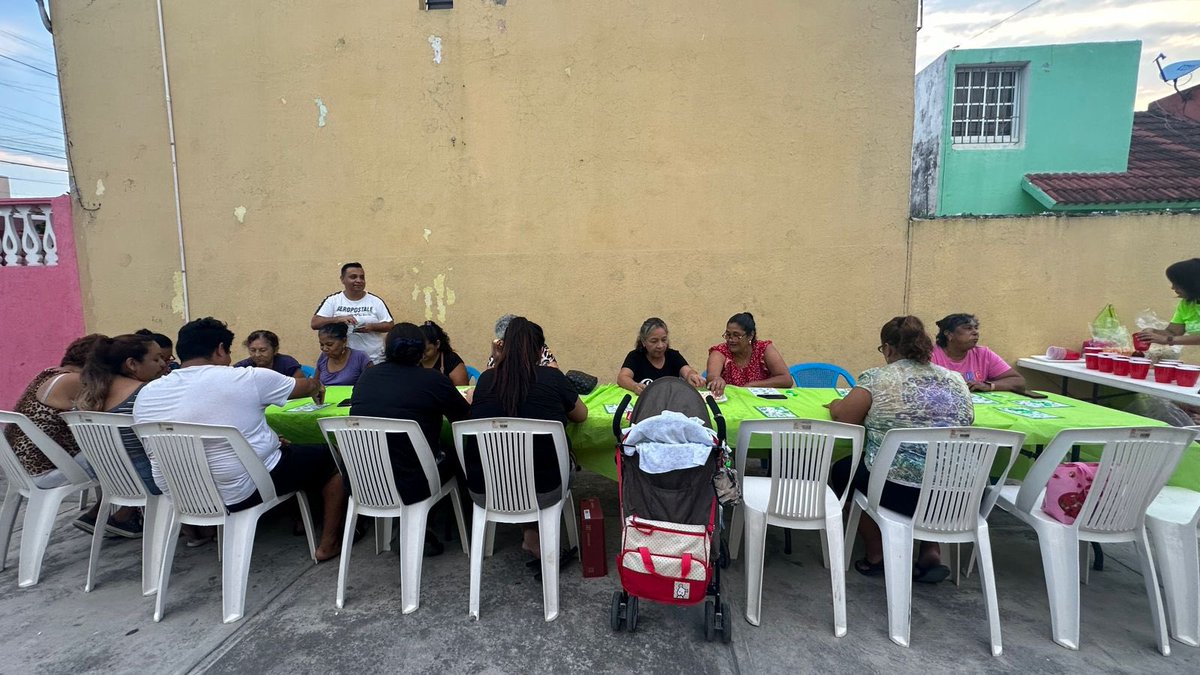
[908,212,1200,390]
[55,0,917,376]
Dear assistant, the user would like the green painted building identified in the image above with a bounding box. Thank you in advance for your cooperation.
[911,41,1142,217]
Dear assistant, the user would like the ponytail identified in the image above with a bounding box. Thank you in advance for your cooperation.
[77,335,156,411]
[880,316,934,364]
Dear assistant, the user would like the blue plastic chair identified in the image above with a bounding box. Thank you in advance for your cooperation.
[788,363,856,388]
[300,365,316,377]
[465,366,481,385]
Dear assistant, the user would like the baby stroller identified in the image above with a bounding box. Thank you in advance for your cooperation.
[608,376,733,642]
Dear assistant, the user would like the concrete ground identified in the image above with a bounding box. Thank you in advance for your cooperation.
[1,470,1199,674]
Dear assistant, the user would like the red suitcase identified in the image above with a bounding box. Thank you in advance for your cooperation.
[579,497,607,578]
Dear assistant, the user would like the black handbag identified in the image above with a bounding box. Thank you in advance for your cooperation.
[564,370,598,395]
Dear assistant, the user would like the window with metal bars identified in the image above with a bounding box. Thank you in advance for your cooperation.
[425,0,453,9]
[951,65,1023,145]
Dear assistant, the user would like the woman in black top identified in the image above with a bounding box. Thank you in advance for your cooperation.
[468,316,587,559]
[419,320,470,386]
[617,317,706,395]
[350,323,470,508]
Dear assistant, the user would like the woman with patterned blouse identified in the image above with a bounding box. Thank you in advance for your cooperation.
[705,312,793,397]
[827,315,973,584]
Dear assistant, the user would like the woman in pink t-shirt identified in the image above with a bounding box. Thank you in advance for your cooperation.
[930,314,1025,392]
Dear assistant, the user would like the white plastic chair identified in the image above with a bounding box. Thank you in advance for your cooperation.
[0,410,100,588]
[994,426,1196,656]
[452,418,580,622]
[732,419,864,636]
[62,411,172,595]
[318,416,468,612]
[133,421,316,623]
[844,427,1025,655]
[1145,425,1200,647]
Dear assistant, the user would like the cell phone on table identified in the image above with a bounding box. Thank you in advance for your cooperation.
[337,398,353,407]
[757,394,788,400]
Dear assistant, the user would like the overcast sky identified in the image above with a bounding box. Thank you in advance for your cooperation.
[0,0,1198,198]
[918,0,1200,108]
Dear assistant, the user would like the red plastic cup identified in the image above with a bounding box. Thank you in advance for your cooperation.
[1064,350,1081,360]
[1175,365,1200,388]
[1083,346,1104,355]
[1154,362,1177,384]
[1098,354,1114,373]
[1112,356,1131,376]
[1133,335,1151,352]
[1128,358,1151,380]
[1085,352,1101,370]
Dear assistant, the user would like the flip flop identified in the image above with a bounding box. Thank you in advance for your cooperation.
[913,562,951,584]
[854,558,885,577]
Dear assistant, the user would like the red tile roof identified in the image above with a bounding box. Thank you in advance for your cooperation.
[1024,109,1200,206]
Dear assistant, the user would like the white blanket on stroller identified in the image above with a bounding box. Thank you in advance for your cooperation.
[622,411,715,474]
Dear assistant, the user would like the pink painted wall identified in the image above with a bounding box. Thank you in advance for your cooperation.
[0,195,86,409]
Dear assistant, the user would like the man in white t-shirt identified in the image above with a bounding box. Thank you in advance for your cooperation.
[311,262,394,364]
[134,317,347,561]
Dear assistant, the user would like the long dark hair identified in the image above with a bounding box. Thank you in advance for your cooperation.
[77,334,157,411]
[634,317,668,353]
[1167,258,1200,303]
[880,316,934,364]
[420,320,453,356]
[934,313,977,348]
[488,316,544,416]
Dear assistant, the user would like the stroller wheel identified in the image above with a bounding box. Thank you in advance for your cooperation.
[610,591,624,631]
[720,601,733,643]
[704,600,716,641]
[626,596,639,632]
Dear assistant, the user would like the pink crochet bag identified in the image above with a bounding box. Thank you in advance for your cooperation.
[1042,462,1098,524]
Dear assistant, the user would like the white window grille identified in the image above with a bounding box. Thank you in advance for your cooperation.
[951,65,1022,145]
[0,203,58,268]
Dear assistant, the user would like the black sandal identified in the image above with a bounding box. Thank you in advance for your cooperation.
[913,562,951,584]
[854,558,885,577]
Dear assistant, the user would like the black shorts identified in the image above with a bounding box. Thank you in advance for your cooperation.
[228,443,339,513]
[828,457,921,517]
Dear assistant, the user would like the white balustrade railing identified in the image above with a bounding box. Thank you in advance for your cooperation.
[0,202,57,268]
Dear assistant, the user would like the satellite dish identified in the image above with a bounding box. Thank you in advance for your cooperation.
[1155,54,1199,102]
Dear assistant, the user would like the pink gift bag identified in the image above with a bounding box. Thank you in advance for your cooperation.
[1042,462,1098,525]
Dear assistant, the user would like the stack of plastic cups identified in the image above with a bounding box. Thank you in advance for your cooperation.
[1097,353,1115,373]
[1176,365,1200,388]
[1111,356,1131,376]
[1154,361,1177,384]
[1128,357,1151,380]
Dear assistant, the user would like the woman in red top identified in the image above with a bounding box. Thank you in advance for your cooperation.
[705,312,793,397]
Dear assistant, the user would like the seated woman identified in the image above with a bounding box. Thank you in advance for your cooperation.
[233,330,303,377]
[1,334,127,534]
[827,316,974,584]
[419,320,470,386]
[136,328,178,375]
[469,316,586,560]
[617,317,705,394]
[486,313,559,369]
[931,314,1026,392]
[315,323,371,386]
[1136,258,1200,347]
[705,312,793,397]
[351,323,471,555]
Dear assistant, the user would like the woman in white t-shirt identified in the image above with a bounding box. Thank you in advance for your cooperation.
[311,262,394,364]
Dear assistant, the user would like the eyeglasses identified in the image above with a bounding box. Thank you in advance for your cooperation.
[877,345,886,353]
[723,332,747,340]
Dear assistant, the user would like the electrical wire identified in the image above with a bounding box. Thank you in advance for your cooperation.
[0,158,67,172]
[966,0,1047,43]
[0,53,56,77]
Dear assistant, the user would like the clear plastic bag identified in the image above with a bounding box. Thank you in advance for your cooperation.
[1135,308,1183,362]
[1120,394,1195,427]
[1087,304,1131,352]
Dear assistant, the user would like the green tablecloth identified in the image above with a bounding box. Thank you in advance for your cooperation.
[264,383,1200,489]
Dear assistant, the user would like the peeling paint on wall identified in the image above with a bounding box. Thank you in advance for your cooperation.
[428,36,442,64]
[171,271,185,318]
[234,205,247,223]
[422,228,432,242]
[314,98,328,127]
[413,273,456,321]
[95,179,105,196]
